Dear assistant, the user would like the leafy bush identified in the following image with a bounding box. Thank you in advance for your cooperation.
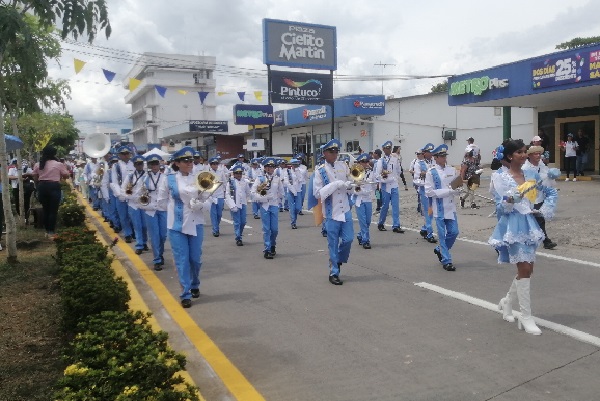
[55,311,200,401]
[58,200,86,227]
[54,228,104,267]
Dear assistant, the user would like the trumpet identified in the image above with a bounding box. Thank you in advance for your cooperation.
[256,180,271,196]
[381,169,391,179]
[125,182,134,195]
[139,180,150,206]
[189,171,222,208]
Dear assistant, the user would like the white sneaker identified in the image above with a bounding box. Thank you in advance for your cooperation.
[565,178,570,181]
[572,178,577,182]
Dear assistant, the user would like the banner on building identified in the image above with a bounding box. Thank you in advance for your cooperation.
[233,104,274,125]
[270,70,333,105]
[532,46,600,89]
[189,120,228,133]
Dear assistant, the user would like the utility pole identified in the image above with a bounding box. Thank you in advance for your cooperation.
[374,61,396,95]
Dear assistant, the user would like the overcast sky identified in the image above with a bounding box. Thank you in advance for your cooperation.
[47,0,600,136]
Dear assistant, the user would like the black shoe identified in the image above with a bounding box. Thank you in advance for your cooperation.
[291,224,297,229]
[322,231,327,237]
[254,215,260,219]
[392,227,405,233]
[434,248,442,263]
[377,224,387,231]
[270,246,276,255]
[279,208,284,212]
[329,275,343,285]
[191,289,200,298]
[357,236,363,246]
[426,236,437,243]
[125,236,132,243]
[160,256,165,265]
[443,263,455,271]
[213,232,220,237]
[284,208,289,211]
[181,299,192,308]
[135,249,142,255]
[460,197,465,208]
[298,211,304,215]
[264,251,273,259]
[109,222,114,228]
[154,264,163,271]
[236,239,244,246]
[543,241,557,249]
[114,227,121,233]
[362,242,371,249]
[419,229,427,238]
[143,244,149,251]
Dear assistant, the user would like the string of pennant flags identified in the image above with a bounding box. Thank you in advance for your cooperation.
[73,58,265,103]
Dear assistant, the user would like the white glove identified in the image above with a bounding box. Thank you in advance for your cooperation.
[190,199,204,211]
[231,206,239,213]
[334,180,346,190]
[475,169,484,175]
[344,181,354,190]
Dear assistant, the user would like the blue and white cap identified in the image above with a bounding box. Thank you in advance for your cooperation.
[251,158,259,164]
[421,143,435,152]
[432,144,449,156]
[146,154,163,163]
[322,138,341,151]
[381,140,393,149]
[109,155,119,162]
[193,150,202,158]
[290,158,300,164]
[338,154,351,163]
[231,163,244,173]
[117,145,132,154]
[278,158,287,164]
[173,146,195,161]
[356,153,370,162]
[131,155,145,164]
[237,153,245,158]
[208,156,220,164]
[262,157,277,167]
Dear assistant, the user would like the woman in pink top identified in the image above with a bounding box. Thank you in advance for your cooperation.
[32,146,70,237]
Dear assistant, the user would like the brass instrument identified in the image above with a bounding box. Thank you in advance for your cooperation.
[125,182,134,195]
[139,180,150,206]
[256,180,272,196]
[92,166,104,188]
[189,171,222,208]
[349,163,376,193]
[381,169,391,179]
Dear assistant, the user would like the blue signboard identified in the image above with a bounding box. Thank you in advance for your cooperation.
[270,70,333,105]
[337,95,385,116]
[233,104,275,125]
[532,47,600,89]
[189,120,228,132]
[286,105,331,125]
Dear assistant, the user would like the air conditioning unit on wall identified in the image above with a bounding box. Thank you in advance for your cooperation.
[443,130,456,140]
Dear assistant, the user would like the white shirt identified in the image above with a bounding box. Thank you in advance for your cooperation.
[374,153,400,193]
[564,140,578,157]
[193,163,208,174]
[424,163,458,219]
[225,177,251,210]
[84,161,99,184]
[297,164,308,185]
[312,161,352,222]
[251,173,284,210]
[465,143,480,158]
[282,167,303,196]
[207,167,228,199]
[8,166,33,189]
[121,170,147,210]
[141,171,168,215]
[352,168,375,207]
[110,160,135,199]
[412,157,433,187]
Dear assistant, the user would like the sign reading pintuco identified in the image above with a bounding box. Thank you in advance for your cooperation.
[263,19,337,70]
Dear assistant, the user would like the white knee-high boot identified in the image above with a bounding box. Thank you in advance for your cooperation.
[515,278,541,335]
[498,277,517,322]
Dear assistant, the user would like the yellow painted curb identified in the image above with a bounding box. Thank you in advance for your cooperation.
[78,193,265,401]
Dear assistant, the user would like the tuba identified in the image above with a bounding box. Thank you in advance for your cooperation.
[82,133,111,158]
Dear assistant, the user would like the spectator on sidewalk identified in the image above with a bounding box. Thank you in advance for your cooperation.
[560,133,578,181]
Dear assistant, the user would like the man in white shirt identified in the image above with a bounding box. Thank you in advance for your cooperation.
[374,140,404,233]
[110,146,136,242]
[465,137,481,163]
[84,157,100,210]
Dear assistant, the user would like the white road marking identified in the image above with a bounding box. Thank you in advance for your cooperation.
[414,282,600,347]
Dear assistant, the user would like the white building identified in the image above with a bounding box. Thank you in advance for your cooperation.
[123,52,216,151]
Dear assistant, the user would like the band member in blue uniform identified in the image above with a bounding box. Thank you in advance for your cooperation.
[251,157,284,259]
[110,146,135,242]
[84,157,101,210]
[413,143,437,243]
[247,158,263,219]
[101,155,119,230]
[225,163,251,246]
[142,154,168,270]
[425,144,460,271]
[283,158,303,229]
[157,147,213,308]
[353,153,375,249]
[374,140,404,233]
[295,153,308,215]
[122,154,149,254]
[207,156,227,237]
[310,139,354,285]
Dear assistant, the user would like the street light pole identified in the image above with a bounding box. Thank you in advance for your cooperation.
[374,61,396,95]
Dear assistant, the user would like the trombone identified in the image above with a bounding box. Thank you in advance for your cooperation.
[189,171,222,208]
[349,163,376,193]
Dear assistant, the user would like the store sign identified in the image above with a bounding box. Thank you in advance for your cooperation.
[531,47,600,89]
[352,98,385,111]
[450,76,509,96]
[233,104,274,125]
[274,110,286,127]
[271,70,333,104]
[263,19,337,70]
[189,120,228,132]
[303,105,328,121]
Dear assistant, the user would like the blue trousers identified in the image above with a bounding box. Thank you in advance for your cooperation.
[287,191,302,225]
[355,201,372,244]
[418,186,434,237]
[378,187,400,228]
[251,201,260,217]
[168,225,203,300]
[128,206,147,250]
[230,204,247,241]
[144,211,167,264]
[434,215,459,264]
[260,205,279,251]
[115,199,133,237]
[325,211,354,276]
[89,187,101,209]
[210,197,225,235]
[300,183,307,210]
[107,193,119,228]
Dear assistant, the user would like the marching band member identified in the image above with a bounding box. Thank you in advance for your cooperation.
[425,144,460,272]
[409,149,424,214]
[122,155,148,255]
[101,155,119,229]
[374,140,404,233]
[295,153,308,215]
[141,154,168,270]
[251,157,284,259]
[84,157,101,210]
[207,156,228,237]
[235,153,249,172]
[311,139,354,285]
[282,158,303,229]
[110,146,135,242]
[91,160,105,216]
[192,151,208,174]
[491,139,558,335]
[353,153,375,249]
[276,159,289,212]
[247,158,263,219]
[225,163,251,246]
[156,146,213,308]
[413,143,437,243]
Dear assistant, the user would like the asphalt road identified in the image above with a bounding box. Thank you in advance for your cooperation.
[107,178,600,401]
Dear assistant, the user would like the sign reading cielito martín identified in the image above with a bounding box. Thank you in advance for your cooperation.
[263,18,337,70]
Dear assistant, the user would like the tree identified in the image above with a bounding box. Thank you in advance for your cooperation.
[556,36,600,50]
[16,111,80,158]
[0,1,111,263]
[430,80,448,93]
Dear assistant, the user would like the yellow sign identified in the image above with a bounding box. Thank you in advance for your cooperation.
[248,125,269,130]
